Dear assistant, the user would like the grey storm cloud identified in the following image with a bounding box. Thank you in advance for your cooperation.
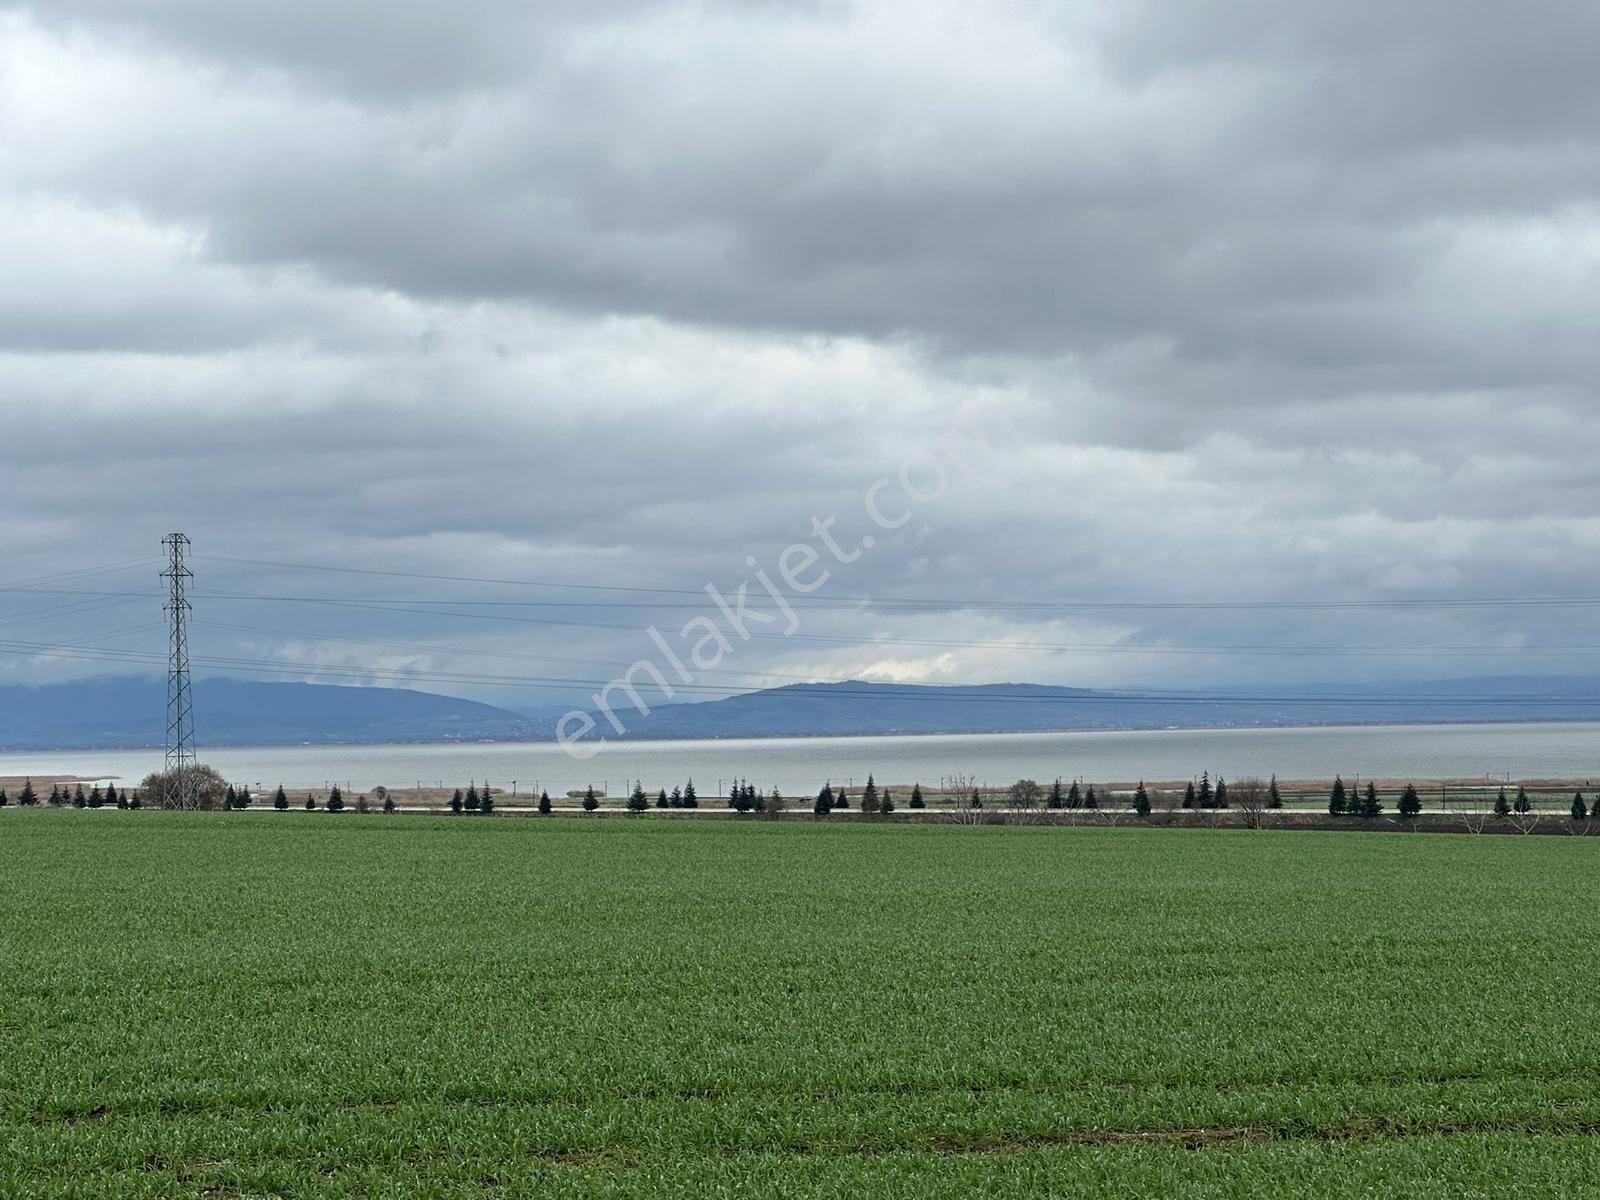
[1,0,1598,705]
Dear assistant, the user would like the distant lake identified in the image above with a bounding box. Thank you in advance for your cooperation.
[4,722,1600,794]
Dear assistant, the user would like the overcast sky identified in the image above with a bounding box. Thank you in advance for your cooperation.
[2,1,1599,710]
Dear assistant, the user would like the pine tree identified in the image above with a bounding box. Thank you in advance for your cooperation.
[1398,783,1421,819]
[630,781,648,812]
[1134,781,1150,817]
[450,788,464,813]
[305,794,316,810]
[89,784,104,809]
[19,779,37,806]
[910,783,924,809]
[657,788,670,809]
[1572,792,1588,821]
[383,794,396,813]
[481,788,494,814]
[0,789,7,807]
[73,785,87,809]
[583,785,599,813]
[1329,776,1348,816]
[104,783,119,807]
[861,774,879,815]
[116,790,128,810]
[236,784,251,809]
[669,786,682,808]
[1067,780,1082,809]
[1198,772,1213,809]
[728,779,739,808]
[835,785,850,810]
[129,790,141,809]
[880,789,894,814]
[1493,788,1511,818]
[465,783,480,812]
[753,785,765,813]
[1048,778,1064,809]
[816,782,834,814]
[1360,781,1382,818]
[1514,786,1532,814]
[735,782,754,814]
[1183,781,1196,809]
[1214,778,1228,809]
[1267,775,1282,809]
[49,783,61,805]
[538,790,552,815]
[328,785,344,812]
[274,785,288,810]
[226,784,238,809]
[683,779,698,808]
[1084,784,1098,809]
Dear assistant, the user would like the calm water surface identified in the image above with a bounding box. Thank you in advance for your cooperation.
[3,723,1599,794]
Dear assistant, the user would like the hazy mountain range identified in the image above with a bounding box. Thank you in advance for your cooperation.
[6,676,1600,751]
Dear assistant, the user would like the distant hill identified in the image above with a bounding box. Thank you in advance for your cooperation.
[8,674,1600,752]
[580,677,1600,742]
[0,678,537,750]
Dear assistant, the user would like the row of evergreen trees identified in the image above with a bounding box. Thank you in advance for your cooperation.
[0,780,142,808]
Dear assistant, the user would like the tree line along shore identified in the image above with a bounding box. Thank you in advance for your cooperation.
[4,765,1600,834]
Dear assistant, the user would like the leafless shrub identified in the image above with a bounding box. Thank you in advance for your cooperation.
[1508,809,1543,835]
[1457,806,1491,835]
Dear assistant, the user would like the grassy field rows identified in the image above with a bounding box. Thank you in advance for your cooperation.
[3,813,1599,1196]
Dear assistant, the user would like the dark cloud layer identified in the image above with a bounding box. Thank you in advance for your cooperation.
[1,1,1598,705]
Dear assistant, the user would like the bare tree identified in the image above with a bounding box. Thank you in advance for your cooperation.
[945,772,987,825]
[1235,777,1273,830]
[1007,779,1046,825]
[1508,808,1543,835]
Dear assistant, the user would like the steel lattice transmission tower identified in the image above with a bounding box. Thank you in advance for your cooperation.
[161,533,198,809]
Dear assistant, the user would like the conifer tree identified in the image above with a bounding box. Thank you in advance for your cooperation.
[328,785,344,812]
[1493,788,1511,818]
[658,788,670,809]
[226,784,238,809]
[1267,775,1282,809]
[814,784,832,815]
[73,785,87,808]
[465,783,480,812]
[274,785,288,810]
[683,779,698,808]
[19,779,37,806]
[305,794,316,810]
[383,793,396,813]
[1573,792,1588,821]
[539,790,552,814]
[1068,780,1082,809]
[583,785,599,813]
[1360,781,1382,818]
[1084,784,1098,809]
[669,785,682,808]
[1048,778,1064,809]
[1398,783,1422,819]
[735,781,754,813]
[910,783,924,809]
[1214,778,1228,809]
[236,784,251,809]
[1134,781,1151,817]
[1329,776,1348,816]
[971,787,983,808]
[861,774,879,814]
[481,788,494,814]
[630,781,647,812]
[835,785,850,809]
[105,783,119,807]
[450,788,464,813]
[116,789,129,809]
[728,779,739,808]
[0,789,7,807]
[129,790,141,809]
[1183,781,1196,809]
[880,789,894,814]
[89,784,104,809]
[1514,786,1532,814]
[1198,771,1213,809]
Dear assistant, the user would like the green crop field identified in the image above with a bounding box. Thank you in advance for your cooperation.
[3,813,1599,1197]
